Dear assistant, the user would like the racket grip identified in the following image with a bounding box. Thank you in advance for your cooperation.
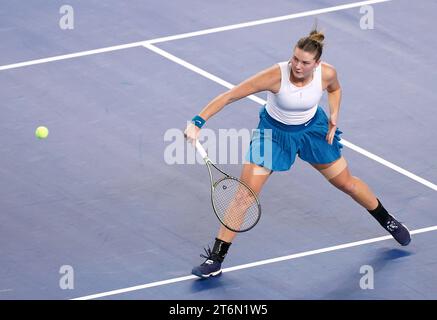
[195,140,208,160]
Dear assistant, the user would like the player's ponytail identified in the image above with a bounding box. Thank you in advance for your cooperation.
[296,25,325,61]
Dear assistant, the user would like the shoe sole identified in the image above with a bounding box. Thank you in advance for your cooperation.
[192,269,222,279]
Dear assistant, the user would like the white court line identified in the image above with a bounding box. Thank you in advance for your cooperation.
[341,140,437,191]
[0,0,391,71]
[143,43,265,105]
[147,0,392,44]
[72,225,437,300]
[144,43,437,192]
[0,41,149,71]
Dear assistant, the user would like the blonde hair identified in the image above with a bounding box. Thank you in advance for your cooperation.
[296,27,325,61]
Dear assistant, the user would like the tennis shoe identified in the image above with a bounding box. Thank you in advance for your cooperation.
[192,247,222,278]
[383,215,411,246]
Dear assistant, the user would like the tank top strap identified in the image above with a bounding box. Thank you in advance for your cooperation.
[314,62,322,89]
[277,61,290,89]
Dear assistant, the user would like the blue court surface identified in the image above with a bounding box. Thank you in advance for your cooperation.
[1,0,436,300]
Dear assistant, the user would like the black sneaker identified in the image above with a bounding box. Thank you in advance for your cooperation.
[191,247,222,278]
[384,215,411,246]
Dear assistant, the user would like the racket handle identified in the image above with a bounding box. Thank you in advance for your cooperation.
[195,140,208,160]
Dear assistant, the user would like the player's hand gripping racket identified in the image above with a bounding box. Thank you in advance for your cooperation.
[194,140,261,232]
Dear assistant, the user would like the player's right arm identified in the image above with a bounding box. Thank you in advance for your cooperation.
[185,64,280,142]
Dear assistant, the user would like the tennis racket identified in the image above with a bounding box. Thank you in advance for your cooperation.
[194,140,261,232]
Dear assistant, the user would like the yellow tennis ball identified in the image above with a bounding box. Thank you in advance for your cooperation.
[35,126,49,139]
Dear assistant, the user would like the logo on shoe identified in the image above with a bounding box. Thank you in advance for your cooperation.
[386,220,399,232]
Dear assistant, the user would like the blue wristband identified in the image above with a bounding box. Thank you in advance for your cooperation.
[191,115,206,128]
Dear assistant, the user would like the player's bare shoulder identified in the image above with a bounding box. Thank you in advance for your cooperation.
[321,62,339,90]
[228,64,281,101]
[262,63,281,94]
[240,63,281,94]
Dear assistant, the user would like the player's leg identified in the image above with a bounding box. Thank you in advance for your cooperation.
[192,163,272,278]
[217,162,272,243]
[312,156,377,209]
[311,156,411,246]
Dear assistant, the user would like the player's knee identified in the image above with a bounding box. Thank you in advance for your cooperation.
[336,178,357,195]
[234,188,252,206]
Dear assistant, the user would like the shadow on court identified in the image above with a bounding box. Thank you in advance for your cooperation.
[190,273,226,293]
[321,248,414,299]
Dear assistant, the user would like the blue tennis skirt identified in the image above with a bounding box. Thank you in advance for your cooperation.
[245,105,343,171]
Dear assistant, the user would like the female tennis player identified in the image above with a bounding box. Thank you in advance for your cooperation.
[185,27,411,278]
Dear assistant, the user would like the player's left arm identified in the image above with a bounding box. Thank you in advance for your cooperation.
[323,63,342,144]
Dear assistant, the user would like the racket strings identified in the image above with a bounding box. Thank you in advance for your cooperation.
[212,178,260,232]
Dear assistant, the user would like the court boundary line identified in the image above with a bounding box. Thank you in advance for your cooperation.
[143,43,437,192]
[0,0,391,71]
[72,225,437,300]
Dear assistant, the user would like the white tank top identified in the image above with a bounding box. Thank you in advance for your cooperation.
[265,61,323,125]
